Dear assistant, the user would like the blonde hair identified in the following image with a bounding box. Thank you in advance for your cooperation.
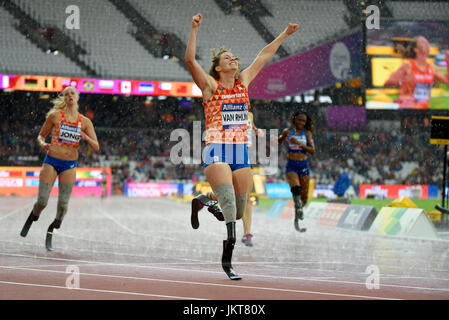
[209,46,241,80]
[46,86,79,118]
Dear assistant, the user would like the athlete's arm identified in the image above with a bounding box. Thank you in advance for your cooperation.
[239,23,299,88]
[185,13,216,100]
[81,117,99,152]
[278,128,290,144]
[384,62,411,87]
[432,50,449,85]
[37,111,57,152]
[303,130,315,155]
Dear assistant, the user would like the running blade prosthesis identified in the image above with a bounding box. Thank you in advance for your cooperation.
[191,194,223,229]
[45,219,61,251]
[222,239,242,280]
[20,211,37,237]
[294,204,307,233]
[294,218,307,233]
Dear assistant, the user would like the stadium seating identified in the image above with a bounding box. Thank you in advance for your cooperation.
[0,7,86,76]
[10,0,191,80]
[3,0,354,79]
[260,0,350,53]
[387,1,449,20]
[1,0,446,189]
[130,0,273,70]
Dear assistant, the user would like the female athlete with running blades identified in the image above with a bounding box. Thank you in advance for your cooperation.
[20,86,99,251]
[185,12,298,280]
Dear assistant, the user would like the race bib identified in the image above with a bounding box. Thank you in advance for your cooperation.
[414,82,431,101]
[289,134,307,150]
[222,103,248,130]
[59,123,82,145]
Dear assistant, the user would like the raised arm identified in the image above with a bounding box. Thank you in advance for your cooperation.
[240,23,299,88]
[185,13,215,97]
[384,62,411,87]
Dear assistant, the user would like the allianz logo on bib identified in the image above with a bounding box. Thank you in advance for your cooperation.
[60,124,81,132]
[222,102,248,111]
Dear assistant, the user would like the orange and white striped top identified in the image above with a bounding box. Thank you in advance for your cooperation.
[51,109,83,148]
[202,79,250,144]
[399,60,434,109]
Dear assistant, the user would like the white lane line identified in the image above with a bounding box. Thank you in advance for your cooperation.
[5,236,448,278]
[1,251,447,283]
[96,206,138,235]
[0,280,205,300]
[1,253,447,295]
[0,266,399,300]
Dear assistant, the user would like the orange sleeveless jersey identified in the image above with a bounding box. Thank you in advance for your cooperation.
[51,109,83,148]
[399,60,434,109]
[202,79,250,144]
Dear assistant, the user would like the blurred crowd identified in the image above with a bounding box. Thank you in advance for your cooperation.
[1,92,446,193]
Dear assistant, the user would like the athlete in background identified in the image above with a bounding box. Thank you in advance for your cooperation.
[278,110,315,232]
[20,86,99,251]
[384,36,449,109]
[241,111,264,247]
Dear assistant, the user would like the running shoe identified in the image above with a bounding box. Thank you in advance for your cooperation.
[241,234,253,247]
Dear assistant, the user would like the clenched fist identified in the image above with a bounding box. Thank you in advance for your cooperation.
[284,23,299,36]
[192,13,202,28]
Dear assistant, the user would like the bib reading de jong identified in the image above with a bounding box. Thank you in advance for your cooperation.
[58,122,82,145]
[51,110,84,149]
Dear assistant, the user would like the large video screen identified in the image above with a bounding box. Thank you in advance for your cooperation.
[366,21,449,110]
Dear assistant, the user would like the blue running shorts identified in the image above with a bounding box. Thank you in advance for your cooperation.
[285,159,310,177]
[43,154,77,175]
[203,143,250,171]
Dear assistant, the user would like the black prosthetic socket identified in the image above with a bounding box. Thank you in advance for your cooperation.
[208,205,224,221]
[291,185,303,217]
[226,221,236,243]
[291,186,301,197]
[291,186,302,207]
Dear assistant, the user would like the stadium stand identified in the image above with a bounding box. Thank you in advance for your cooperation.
[0,0,447,195]
[130,0,274,70]
[260,0,350,53]
[387,1,449,20]
[0,6,87,77]
[8,0,191,80]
